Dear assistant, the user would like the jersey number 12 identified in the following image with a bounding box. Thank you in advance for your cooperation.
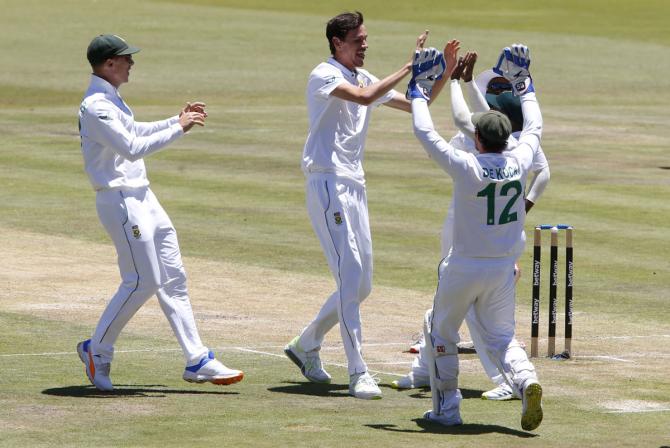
[477,180,522,225]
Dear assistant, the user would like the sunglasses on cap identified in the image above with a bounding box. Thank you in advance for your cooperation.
[487,81,512,93]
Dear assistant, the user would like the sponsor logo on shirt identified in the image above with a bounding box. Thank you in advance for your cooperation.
[325,76,337,85]
[334,212,343,225]
[131,225,141,239]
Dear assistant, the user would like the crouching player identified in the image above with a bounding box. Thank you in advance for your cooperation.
[407,44,544,430]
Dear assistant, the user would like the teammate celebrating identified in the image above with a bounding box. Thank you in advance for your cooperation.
[76,34,243,391]
[393,48,550,403]
[408,44,544,430]
[284,11,445,400]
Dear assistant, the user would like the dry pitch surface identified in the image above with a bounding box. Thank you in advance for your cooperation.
[2,227,669,446]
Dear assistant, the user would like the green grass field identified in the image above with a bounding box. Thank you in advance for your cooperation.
[1,1,669,447]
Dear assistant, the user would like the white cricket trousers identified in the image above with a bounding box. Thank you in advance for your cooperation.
[299,174,372,375]
[410,207,511,385]
[91,187,208,366]
[429,255,537,392]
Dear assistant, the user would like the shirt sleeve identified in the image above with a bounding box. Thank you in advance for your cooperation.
[513,92,543,167]
[450,80,476,139]
[412,98,474,179]
[464,80,490,113]
[531,144,549,171]
[526,165,550,204]
[134,115,180,136]
[310,66,346,100]
[84,100,183,162]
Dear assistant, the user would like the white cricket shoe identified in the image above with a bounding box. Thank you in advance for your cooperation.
[390,371,429,390]
[423,389,463,426]
[77,339,113,392]
[520,380,543,431]
[183,351,244,385]
[481,382,519,401]
[284,336,331,384]
[349,372,382,400]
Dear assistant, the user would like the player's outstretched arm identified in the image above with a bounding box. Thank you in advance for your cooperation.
[83,100,185,162]
[134,101,208,136]
[428,39,460,104]
[495,44,542,151]
[525,164,550,212]
[410,77,472,177]
[449,52,478,138]
[332,30,429,108]
[461,52,490,113]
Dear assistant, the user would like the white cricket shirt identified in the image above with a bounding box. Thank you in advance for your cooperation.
[301,57,396,184]
[448,131,547,173]
[78,75,183,191]
[413,93,542,259]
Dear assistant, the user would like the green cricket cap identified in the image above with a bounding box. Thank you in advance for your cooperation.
[485,92,523,129]
[471,110,512,145]
[87,34,140,65]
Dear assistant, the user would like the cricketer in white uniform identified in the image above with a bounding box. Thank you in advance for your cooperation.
[283,12,433,400]
[394,63,550,401]
[409,44,543,430]
[76,34,243,391]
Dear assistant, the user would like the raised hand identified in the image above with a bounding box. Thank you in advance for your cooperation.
[179,111,206,132]
[415,30,429,51]
[443,39,461,79]
[181,102,208,118]
[406,47,446,100]
[493,44,533,95]
[450,56,466,80]
[461,52,478,82]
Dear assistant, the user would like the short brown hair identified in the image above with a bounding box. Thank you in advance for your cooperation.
[326,11,364,55]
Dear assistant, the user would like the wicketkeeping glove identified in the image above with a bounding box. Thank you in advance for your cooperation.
[493,44,534,96]
[406,47,446,100]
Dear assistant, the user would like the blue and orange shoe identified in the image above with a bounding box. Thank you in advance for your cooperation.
[76,339,113,391]
[183,351,244,385]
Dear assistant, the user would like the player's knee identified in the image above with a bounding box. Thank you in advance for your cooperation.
[162,269,187,296]
[163,279,188,299]
[130,273,161,297]
[345,264,371,301]
[118,279,159,301]
[120,271,158,291]
[358,278,372,301]
[138,281,161,297]
[433,336,459,357]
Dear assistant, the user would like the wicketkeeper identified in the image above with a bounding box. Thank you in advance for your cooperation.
[408,43,544,430]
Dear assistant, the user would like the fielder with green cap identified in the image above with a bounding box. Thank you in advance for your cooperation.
[395,49,550,404]
[76,34,244,391]
[407,43,544,431]
[86,34,141,66]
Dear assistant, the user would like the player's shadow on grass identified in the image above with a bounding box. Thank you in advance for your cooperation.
[366,419,537,438]
[383,386,483,400]
[268,381,349,398]
[42,385,239,398]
